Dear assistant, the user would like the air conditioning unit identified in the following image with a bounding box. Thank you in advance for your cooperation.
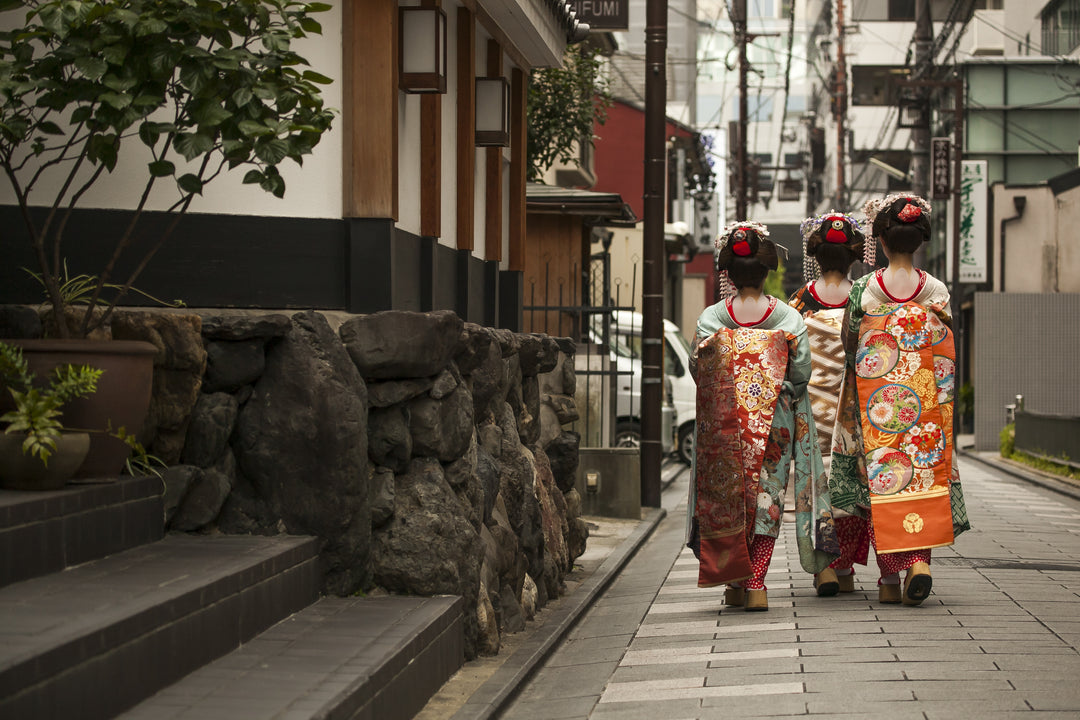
[971,10,1005,56]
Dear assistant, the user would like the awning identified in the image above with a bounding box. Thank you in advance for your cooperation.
[526,183,638,226]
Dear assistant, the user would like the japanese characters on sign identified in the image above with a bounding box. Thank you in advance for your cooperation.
[931,137,951,200]
[958,160,988,283]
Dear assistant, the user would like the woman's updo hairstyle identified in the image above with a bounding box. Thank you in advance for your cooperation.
[800,211,865,277]
[715,221,778,290]
[863,194,931,255]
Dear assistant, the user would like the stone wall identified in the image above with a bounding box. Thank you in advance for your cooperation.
[50,307,587,660]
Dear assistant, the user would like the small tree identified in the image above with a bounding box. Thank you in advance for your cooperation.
[0,0,335,337]
[526,44,611,183]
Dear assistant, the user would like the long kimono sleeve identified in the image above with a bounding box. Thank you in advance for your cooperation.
[786,319,813,399]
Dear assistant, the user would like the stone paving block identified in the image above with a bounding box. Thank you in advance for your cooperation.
[798,664,907,681]
[905,679,1015,699]
[803,700,929,718]
[699,692,809,715]
[797,648,899,663]
[802,680,917,701]
[499,695,599,720]
[588,697,703,719]
[543,644,630,668]
[1024,694,1080,712]
[514,662,621,701]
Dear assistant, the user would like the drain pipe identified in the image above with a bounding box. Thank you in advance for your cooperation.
[999,195,1026,292]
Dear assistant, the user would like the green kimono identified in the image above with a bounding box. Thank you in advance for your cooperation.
[687,297,839,582]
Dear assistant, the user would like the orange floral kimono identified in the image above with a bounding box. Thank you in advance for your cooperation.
[829,271,970,553]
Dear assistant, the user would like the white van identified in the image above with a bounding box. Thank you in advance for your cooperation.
[603,311,696,464]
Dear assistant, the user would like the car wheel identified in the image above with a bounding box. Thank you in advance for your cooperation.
[677,422,695,465]
[614,421,641,449]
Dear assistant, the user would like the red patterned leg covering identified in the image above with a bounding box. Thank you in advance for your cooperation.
[743,534,776,590]
[829,516,870,572]
[868,520,931,577]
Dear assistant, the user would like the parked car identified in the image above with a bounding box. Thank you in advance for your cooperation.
[597,311,696,464]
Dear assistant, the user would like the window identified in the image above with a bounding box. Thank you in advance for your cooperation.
[851,65,909,106]
[1043,0,1080,55]
[889,0,915,20]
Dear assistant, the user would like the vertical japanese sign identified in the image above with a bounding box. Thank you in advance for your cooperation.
[931,137,951,200]
[957,160,988,283]
[572,0,629,31]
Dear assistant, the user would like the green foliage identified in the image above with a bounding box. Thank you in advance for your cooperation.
[0,0,335,338]
[958,382,974,419]
[999,422,1014,457]
[527,45,612,182]
[0,341,102,464]
[1009,450,1080,482]
[763,257,787,301]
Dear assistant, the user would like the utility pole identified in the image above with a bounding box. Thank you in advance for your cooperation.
[910,0,933,199]
[641,0,666,508]
[735,0,748,221]
[834,0,847,208]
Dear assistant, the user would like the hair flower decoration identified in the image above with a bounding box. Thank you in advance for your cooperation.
[715,220,769,252]
[862,193,932,228]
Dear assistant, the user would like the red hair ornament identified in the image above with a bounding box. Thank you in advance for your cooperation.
[732,229,752,256]
[897,203,922,223]
[825,217,847,244]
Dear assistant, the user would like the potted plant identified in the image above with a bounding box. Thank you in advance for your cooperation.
[0,340,100,489]
[0,0,335,474]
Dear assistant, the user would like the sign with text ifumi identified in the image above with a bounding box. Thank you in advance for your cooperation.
[572,0,629,31]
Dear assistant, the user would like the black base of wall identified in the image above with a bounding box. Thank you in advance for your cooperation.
[0,207,517,327]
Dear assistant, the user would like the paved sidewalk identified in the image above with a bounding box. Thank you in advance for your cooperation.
[498,454,1080,719]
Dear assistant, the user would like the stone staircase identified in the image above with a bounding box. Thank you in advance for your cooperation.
[0,478,464,720]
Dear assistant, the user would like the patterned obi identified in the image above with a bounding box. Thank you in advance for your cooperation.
[854,300,956,553]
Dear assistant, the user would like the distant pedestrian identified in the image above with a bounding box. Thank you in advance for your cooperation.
[687,221,839,612]
[789,211,873,597]
[829,194,971,606]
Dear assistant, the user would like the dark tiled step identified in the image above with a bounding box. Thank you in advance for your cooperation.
[0,533,320,720]
[0,476,164,588]
[119,594,464,720]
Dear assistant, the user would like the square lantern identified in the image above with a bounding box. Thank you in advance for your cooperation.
[399,7,447,94]
[475,76,510,147]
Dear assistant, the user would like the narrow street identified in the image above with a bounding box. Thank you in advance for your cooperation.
[499,456,1080,719]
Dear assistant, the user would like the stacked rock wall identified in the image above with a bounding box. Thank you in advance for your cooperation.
[103,308,585,660]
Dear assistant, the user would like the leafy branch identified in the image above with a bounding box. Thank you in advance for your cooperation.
[527,45,612,183]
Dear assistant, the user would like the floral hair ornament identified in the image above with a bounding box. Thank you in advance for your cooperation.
[799,211,864,282]
[714,221,769,300]
[897,202,922,223]
[861,193,932,228]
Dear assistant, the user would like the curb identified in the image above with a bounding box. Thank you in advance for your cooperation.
[961,449,1080,503]
[449,506,668,720]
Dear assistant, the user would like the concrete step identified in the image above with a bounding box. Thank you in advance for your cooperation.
[119,594,464,720]
[0,533,319,719]
[0,476,164,589]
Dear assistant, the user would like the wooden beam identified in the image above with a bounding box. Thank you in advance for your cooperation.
[508,67,526,272]
[420,0,441,237]
[343,0,397,219]
[484,39,503,263]
[456,8,476,251]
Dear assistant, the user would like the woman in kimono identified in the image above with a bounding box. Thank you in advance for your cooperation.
[789,211,873,597]
[830,194,970,606]
[688,221,838,612]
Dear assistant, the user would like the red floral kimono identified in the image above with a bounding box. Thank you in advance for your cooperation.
[688,300,839,586]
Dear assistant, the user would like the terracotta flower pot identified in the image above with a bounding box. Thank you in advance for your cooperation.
[0,432,91,490]
[1,339,157,478]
